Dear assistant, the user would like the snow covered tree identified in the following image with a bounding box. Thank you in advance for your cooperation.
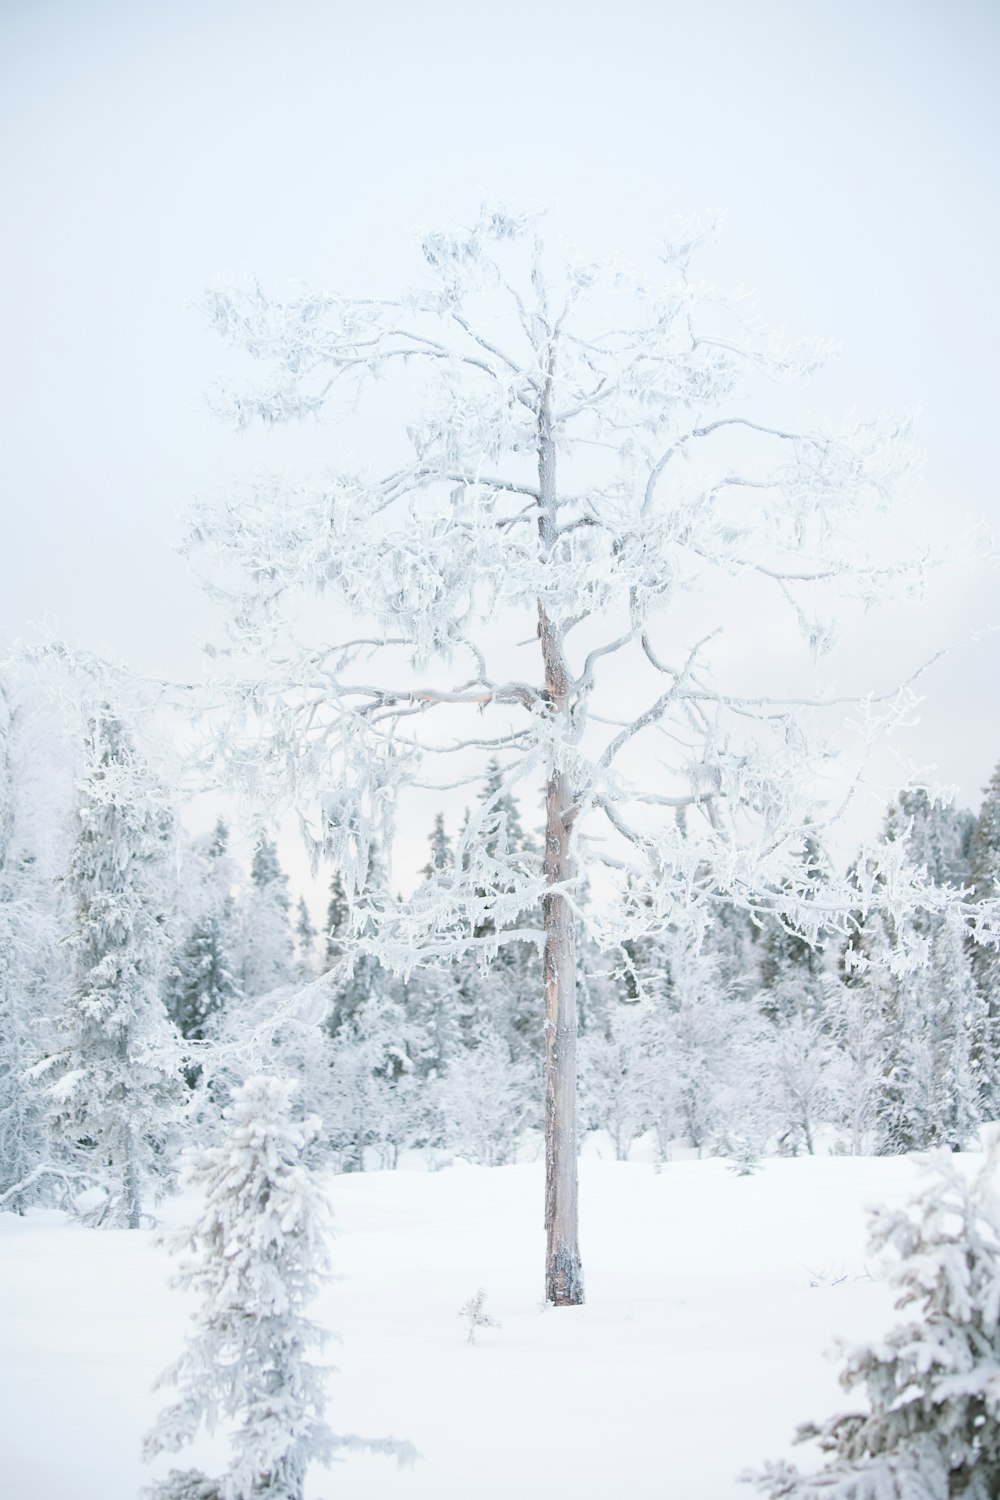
[294,896,317,981]
[422,811,453,879]
[144,1073,412,1500]
[749,1136,1000,1499]
[241,836,293,998]
[51,702,182,1227]
[405,816,464,1077]
[845,794,986,1152]
[0,666,73,1212]
[165,820,242,1048]
[324,869,349,968]
[969,760,1000,1115]
[189,205,935,1303]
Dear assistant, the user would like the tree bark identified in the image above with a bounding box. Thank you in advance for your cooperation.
[542,767,583,1304]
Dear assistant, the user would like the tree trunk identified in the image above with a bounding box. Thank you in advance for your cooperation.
[123,1119,142,1229]
[537,357,584,1306]
[542,768,583,1304]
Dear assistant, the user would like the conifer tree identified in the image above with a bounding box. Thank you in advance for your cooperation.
[241,835,294,998]
[144,1073,413,1500]
[844,791,985,1152]
[460,761,541,1060]
[294,896,317,981]
[969,760,1000,1114]
[750,1137,1000,1499]
[52,704,182,1227]
[422,811,453,879]
[407,815,464,1077]
[164,820,242,1046]
[0,673,68,1211]
[324,870,349,969]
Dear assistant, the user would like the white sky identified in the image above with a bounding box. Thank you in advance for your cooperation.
[1,0,998,892]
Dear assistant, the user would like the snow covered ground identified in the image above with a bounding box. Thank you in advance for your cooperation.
[0,1143,949,1500]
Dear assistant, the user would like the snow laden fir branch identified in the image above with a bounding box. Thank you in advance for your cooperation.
[186,205,984,1305]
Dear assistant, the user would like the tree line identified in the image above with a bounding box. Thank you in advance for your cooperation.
[2,652,998,1229]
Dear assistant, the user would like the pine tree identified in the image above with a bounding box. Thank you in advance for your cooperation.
[241,835,294,998]
[165,821,242,1046]
[324,845,390,1042]
[189,205,932,1303]
[0,673,67,1211]
[749,1137,1000,1499]
[144,1074,413,1500]
[52,704,182,1227]
[421,811,453,879]
[845,793,985,1153]
[459,762,541,1062]
[294,896,317,982]
[969,761,1000,1115]
[324,869,349,969]
[405,815,464,1078]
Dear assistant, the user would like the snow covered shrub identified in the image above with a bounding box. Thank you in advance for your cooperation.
[458,1287,501,1345]
[144,1074,412,1500]
[578,1003,654,1160]
[747,1135,1000,1499]
[436,1025,533,1166]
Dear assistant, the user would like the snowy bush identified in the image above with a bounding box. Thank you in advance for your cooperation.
[458,1287,501,1345]
[436,1025,533,1166]
[747,1135,1000,1499]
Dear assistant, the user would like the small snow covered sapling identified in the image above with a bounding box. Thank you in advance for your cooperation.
[144,1074,413,1500]
[459,1287,501,1345]
[747,1135,1000,1499]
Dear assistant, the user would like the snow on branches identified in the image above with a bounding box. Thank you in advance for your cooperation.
[187,204,935,950]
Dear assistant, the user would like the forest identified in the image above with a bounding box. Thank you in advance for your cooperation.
[4,208,1000,1500]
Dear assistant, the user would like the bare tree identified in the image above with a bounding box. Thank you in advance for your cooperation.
[189,206,931,1304]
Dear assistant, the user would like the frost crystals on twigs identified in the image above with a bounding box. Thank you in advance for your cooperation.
[459,1286,501,1345]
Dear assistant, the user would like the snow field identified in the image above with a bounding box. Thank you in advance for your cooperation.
[0,1150,940,1500]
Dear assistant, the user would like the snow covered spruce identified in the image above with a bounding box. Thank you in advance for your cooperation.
[747,1137,1000,1499]
[186,204,969,1304]
[50,701,182,1228]
[143,1074,413,1500]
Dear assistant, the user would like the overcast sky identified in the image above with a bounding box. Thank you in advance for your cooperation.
[1,0,997,881]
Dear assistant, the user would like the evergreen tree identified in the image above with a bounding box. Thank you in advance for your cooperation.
[750,1138,1000,1499]
[144,1074,413,1500]
[324,870,349,969]
[405,815,464,1078]
[164,820,242,1046]
[844,792,985,1153]
[0,672,69,1211]
[294,896,317,982]
[457,762,541,1061]
[324,844,390,1042]
[969,760,1000,1115]
[241,835,294,997]
[422,811,453,879]
[51,704,182,1227]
